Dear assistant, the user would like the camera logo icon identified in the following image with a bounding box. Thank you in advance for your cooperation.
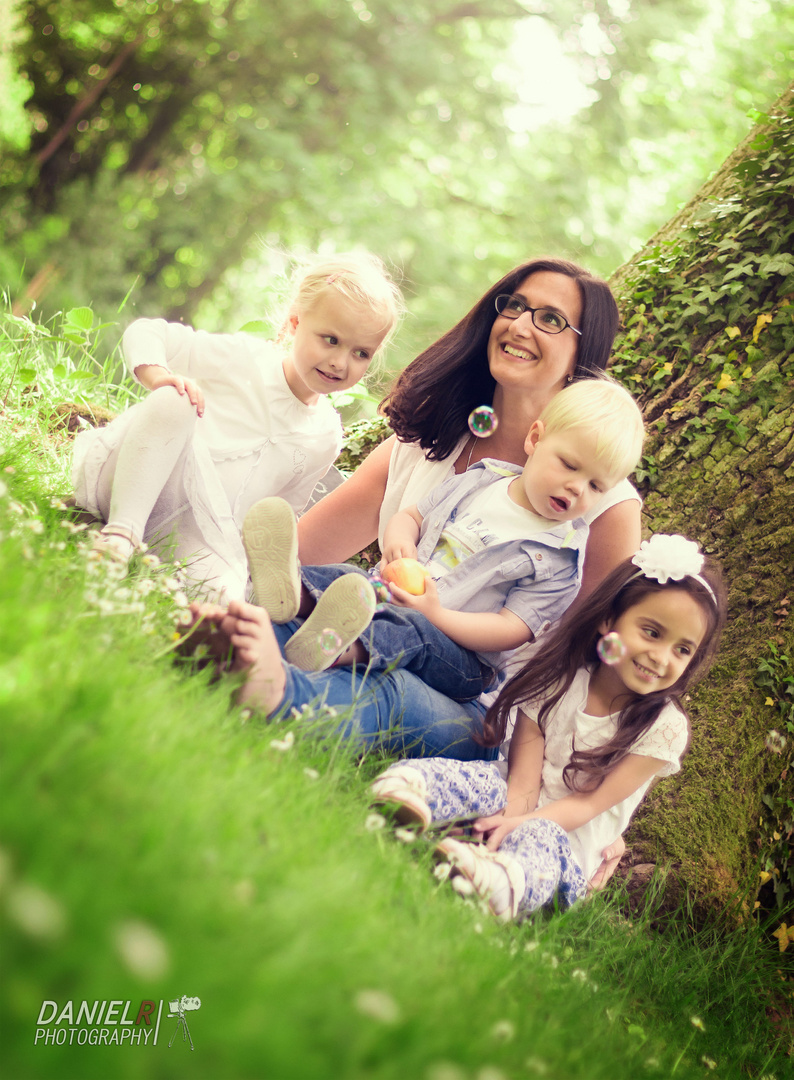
[167,995,201,1051]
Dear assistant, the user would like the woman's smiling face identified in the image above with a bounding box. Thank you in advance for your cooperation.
[486,271,582,397]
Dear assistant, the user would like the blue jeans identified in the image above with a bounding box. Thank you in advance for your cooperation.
[271,620,497,761]
[300,564,495,702]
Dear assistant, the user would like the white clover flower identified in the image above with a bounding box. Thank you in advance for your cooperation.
[433,862,451,881]
[172,590,189,608]
[364,812,386,832]
[354,989,400,1024]
[631,534,704,584]
[6,882,67,940]
[114,919,170,979]
[491,1019,515,1042]
[269,731,295,752]
[450,875,475,897]
[141,553,160,567]
[765,730,787,754]
[394,827,416,844]
[303,767,320,780]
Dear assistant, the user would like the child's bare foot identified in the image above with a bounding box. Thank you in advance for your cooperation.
[179,601,237,667]
[219,599,287,714]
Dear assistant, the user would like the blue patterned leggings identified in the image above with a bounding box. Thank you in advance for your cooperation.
[386,758,587,913]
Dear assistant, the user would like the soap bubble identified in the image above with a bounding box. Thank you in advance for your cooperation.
[368,571,392,604]
[597,631,627,665]
[468,405,498,438]
[319,628,342,655]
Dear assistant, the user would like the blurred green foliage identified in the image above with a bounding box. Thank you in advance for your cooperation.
[0,0,793,370]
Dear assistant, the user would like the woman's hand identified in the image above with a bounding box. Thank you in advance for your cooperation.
[136,365,205,417]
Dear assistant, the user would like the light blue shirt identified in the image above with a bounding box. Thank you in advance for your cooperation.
[415,460,588,668]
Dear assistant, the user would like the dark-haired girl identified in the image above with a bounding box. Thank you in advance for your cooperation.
[369,535,727,920]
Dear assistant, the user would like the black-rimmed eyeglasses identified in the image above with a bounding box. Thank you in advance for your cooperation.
[494,294,581,336]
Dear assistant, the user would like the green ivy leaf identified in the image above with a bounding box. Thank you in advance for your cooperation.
[64,307,94,331]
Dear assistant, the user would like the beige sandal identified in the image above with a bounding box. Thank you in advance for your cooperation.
[88,525,140,565]
[434,837,525,921]
[369,766,433,830]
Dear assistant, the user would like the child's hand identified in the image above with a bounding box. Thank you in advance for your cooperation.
[472,810,529,851]
[140,367,205,417]
[387,575,441,616]
[587,836,626,892]
[380,541,417,565]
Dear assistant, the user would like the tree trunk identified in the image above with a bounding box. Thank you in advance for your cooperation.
[606,83,794,916]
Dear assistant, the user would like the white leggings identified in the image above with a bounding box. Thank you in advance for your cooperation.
[93,387,244,601]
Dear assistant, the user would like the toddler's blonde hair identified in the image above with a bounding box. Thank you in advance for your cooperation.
[538,375,645,480]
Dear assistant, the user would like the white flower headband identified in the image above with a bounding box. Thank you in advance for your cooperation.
[630,534,716,603]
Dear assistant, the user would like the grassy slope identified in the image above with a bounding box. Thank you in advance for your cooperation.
[0,322,791,1079]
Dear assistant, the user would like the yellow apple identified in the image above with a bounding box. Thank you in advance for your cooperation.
[381,557,430,596]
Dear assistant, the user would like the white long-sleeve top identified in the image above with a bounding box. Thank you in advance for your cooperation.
[122,318,343,521]
[72,319,344,599]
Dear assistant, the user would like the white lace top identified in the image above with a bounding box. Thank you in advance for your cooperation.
[531,666,689,880]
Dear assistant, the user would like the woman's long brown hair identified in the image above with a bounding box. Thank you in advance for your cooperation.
[380,257,619,461]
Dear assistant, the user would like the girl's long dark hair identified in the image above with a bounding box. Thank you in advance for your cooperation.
[381,257,620,460]
[480,556,727,792]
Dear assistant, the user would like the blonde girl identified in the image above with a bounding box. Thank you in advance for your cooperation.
[72,252,402,600]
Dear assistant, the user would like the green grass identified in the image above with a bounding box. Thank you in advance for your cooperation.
[0,312,791,1079]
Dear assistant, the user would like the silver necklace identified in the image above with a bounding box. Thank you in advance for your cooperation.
[465,435,477,469]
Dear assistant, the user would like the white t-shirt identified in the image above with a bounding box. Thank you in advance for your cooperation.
[425,475,552,578]
[531,667,689,880]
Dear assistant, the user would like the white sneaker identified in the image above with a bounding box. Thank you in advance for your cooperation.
[370,766,432,830]
[434,837,525,921]
[284,574,376,671]
[242,497,301,623]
